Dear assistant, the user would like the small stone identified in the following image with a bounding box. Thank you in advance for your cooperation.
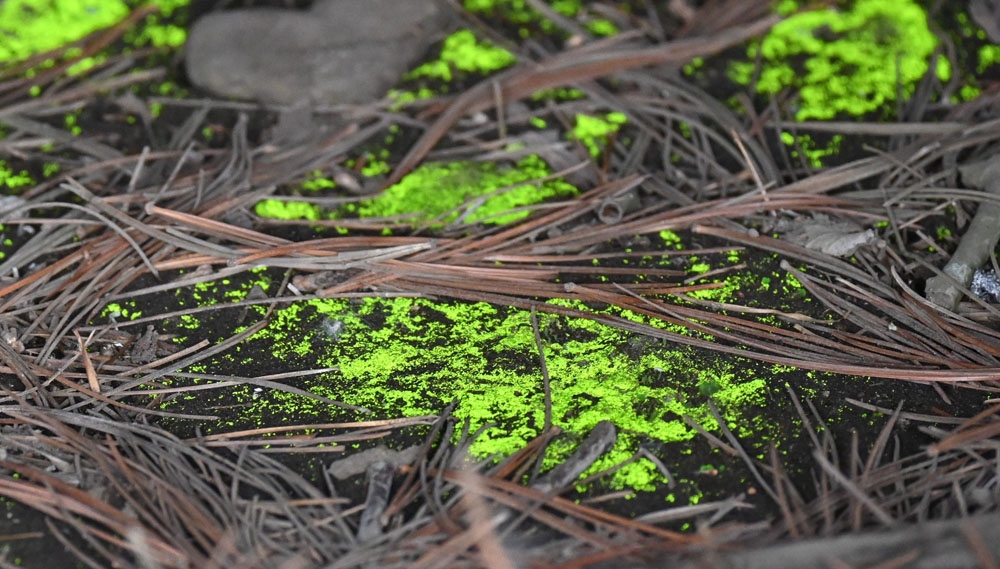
[185,0,453,105]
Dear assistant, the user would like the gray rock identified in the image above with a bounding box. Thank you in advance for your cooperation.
[185,0,452,105]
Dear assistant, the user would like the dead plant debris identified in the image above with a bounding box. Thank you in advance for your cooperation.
[2,0,1000,567]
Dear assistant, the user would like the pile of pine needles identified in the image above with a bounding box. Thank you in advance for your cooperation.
[3,0,1000,566]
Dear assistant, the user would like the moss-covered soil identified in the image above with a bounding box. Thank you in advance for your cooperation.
[3,0,1000,566]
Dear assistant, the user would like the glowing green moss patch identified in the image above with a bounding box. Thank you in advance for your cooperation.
[222,295,773,491]
[361,159,390,177]
[0,0,188,64]
[979,44,1000,74]
[730,0,940,120]
[781,132,843,168]
[463,0,617,38]
[689,262,711,274]
[125,13,187,48]
[351,155,577,225]
[300,170,336,192]
[660,230,683,250]
[406,29,516,82]
[464,0,561,30]
[389,86,436,106]
[531,87,586,102]
[0,0,127,62]
[393,29,516,107]
[0,161,33,189]
[100,301,142,320]
[571,112,627,158]
[254,199,321,221]
[586,19,618,37]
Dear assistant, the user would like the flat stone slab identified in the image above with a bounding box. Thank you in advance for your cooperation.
[185,0,452,105]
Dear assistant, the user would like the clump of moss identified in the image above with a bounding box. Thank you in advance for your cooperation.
[730,0,941,120]
[406,29,517,82]
[462,0,617,38]
[0,0,187,64]
[346,155,578,226]
[570,112,627,158]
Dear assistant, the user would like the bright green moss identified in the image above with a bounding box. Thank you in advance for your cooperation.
[571,112,627,158]
[178,314,200,330]
[586,19,618,37]
[0,0,128,62]
[531,87,586,102]
[236,295,771,491]
[683,57,704,77]
[394,29,515,105]
[464,0,555,27]
[731,0,940,120]
[300,170,335,192]
[463,0,616,38]
[783,271,805,293]
[406,29,516,82]
[0,0,187,64]
[660,230,683,250]
[254,199,321,221]
[352,155,578,225]
[959,84,982,102]
[149,266,778,493]
[388,86,437,106]
[100,301,142,320]
[361,159,390,177]
[781,132,843,168]
[127,13,187,48]
[66,54,107,75]
[550,0,580,15]
[979,44,1000,74]
[0,161,33,189]
[774,0,799,15]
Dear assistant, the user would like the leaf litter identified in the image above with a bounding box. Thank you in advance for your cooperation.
[2,0,1000,567]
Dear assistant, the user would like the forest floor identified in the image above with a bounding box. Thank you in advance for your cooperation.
[3,1,1000,567]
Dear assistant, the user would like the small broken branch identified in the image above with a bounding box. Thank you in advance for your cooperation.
[926,158,1000,310]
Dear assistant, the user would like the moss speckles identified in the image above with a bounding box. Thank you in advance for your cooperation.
[300,170,336,192]
[101,301,142,320]
[731,0,939,120]
[124,12,187,49]
[64,111,82,136]
[783,271,805,293]
[0,161,33,190]
[361,159,390,177]
[42,162,60,178]
[463,0,617,38]
[177,314,200,331]
[660,230,683,250]
[782,133,843,168]
[571,112,627,158]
